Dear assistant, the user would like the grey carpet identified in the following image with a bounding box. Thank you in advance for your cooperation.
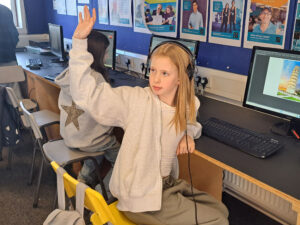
[0,130,56,225]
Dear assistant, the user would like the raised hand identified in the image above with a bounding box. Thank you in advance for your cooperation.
[73,5,96,39]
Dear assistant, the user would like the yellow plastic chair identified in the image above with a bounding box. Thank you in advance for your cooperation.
[51,161,136,225]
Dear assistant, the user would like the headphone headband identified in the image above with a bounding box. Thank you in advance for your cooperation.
[147,41,195,80]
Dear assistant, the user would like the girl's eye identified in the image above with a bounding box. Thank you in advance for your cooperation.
[150,68,155,73]
[162,71,168,76]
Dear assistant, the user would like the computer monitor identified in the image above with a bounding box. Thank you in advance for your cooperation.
[145,35,199,78]
[94,29,116,70]
[48,23,65,62]
[244,46,300,134]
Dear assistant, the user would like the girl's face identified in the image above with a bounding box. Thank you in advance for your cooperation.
[149,55,180,106]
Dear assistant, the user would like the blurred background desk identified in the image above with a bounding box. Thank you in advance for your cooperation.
[16,51,67,140]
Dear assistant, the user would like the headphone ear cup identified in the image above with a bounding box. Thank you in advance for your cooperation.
[186,63,194,80]
[145,57,151,75]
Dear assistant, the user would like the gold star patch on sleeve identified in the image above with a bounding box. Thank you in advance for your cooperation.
[61,101,85,131]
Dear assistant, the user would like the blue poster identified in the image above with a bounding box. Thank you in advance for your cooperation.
[292,2,300,51]
[244,0,290,49]
[144,0,178,37]
[209,0,244,47]
[180,0,208,41]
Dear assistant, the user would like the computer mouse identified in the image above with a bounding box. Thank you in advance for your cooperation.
[29,65,41,70]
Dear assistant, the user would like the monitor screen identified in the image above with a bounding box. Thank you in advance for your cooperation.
[145,35,199,77]
[94,29,116,70]
[244,47,300,121]
[48,23,65,60]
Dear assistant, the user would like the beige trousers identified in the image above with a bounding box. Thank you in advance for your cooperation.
[123,176,229,225]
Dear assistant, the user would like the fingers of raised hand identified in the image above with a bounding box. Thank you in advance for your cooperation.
[79,12,83,23]
[92,8,96,23]
[84,5,90,20]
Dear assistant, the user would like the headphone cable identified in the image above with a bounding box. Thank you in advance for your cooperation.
[185,131,199,225]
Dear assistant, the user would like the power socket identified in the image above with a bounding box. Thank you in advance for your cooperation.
[63,38,72,52]
[195,76,211,95]
[115,50,147,74]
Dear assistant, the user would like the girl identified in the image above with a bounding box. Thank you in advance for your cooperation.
[229,0,237,33]
[69,6,229,225]
[163,5,175,25]
[220,3,229,33]
[55,30,119,198]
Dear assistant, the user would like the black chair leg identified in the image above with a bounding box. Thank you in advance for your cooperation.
[33,158,44,208]
[90,157,108,201]
[28,141,37,185]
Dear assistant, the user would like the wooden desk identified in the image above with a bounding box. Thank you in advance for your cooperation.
[16,51,67,140]
[195,96,300,224]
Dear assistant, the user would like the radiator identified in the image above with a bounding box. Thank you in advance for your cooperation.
[223,171,297,225]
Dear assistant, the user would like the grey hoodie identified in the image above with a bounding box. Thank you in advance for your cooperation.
[55,67,118,152]
[69,38,202,212]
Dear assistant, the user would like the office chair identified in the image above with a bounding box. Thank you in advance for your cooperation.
[51,161,136,225]
[0,66,38,126]
[5,86,37,126]
[0,65,37,102]
[19,100,60,207]
[43,140,108,206]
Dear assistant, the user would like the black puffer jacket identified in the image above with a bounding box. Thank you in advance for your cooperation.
[0,86,21,152]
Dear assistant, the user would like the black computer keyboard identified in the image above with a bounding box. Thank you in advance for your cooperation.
[202,117,283,158]
[26,58,42,66]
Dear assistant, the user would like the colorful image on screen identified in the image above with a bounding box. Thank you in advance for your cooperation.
[277,60,300,102]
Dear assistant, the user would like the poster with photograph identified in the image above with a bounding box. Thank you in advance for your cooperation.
[244,0,290,49]
[98,0,109,24]
[144,0,178,37]
[180,0,208,41]
[134,0,151,33]
[109,0,132,27]
[208,0,245,46]
[292,1,300,51]
[264,58,300,103]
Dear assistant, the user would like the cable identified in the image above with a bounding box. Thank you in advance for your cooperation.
[185,131,199,225]
[185,75,198,224]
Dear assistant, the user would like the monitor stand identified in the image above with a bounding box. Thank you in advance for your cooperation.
[272,118,300,137]
[289,118,300,136]
[51,57,65,63]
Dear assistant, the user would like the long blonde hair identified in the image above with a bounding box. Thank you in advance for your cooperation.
[151,43,196,133]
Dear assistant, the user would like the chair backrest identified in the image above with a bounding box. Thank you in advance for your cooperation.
[5,86,19,108]
[0,65,25,83]
[19,100,43,139]
[50,161,136,225]
[6,86,30,128]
